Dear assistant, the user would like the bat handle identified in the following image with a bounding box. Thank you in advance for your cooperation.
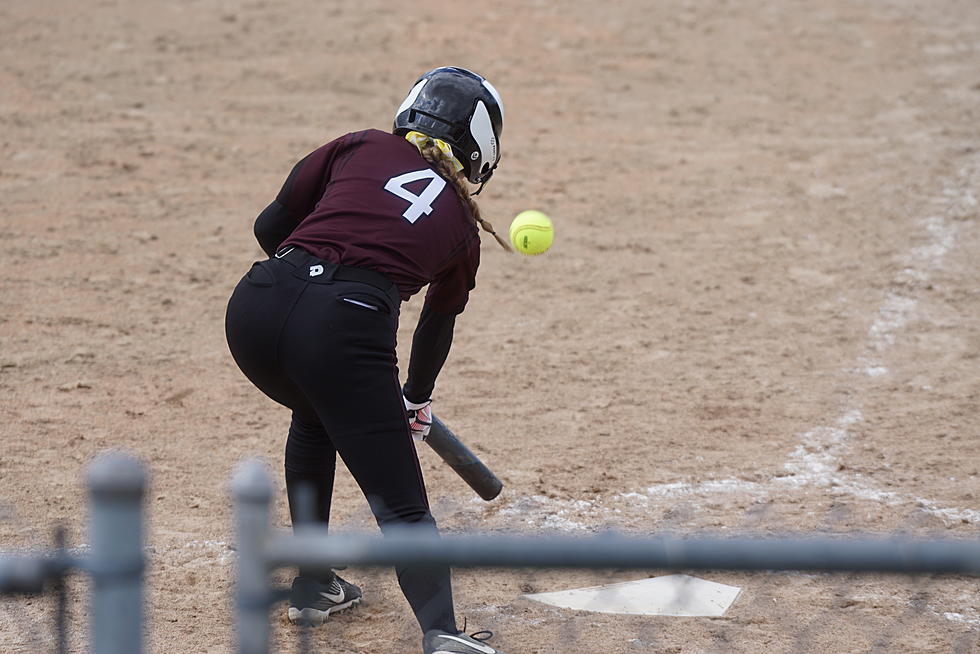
[425,415,503,501]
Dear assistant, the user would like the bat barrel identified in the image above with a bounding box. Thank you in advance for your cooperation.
[426,416,503,501]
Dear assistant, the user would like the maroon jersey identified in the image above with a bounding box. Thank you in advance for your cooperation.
[278,129,480,314]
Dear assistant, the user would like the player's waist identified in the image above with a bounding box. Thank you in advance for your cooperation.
[273,246,400,305]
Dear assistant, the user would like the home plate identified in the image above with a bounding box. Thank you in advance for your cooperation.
[524,574,741,617]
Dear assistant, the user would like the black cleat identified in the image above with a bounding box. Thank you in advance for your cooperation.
[423,629,509,654]
[287,574,362,626]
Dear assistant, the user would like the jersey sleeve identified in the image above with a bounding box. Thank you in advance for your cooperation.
[403,235,480,401]
[276,134,350,218]
[423,235,481,315]
[253,200,295,256]
[402,305,457,404]
[253,135,351,256]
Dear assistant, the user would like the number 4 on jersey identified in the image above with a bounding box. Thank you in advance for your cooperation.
[384,169,447,223]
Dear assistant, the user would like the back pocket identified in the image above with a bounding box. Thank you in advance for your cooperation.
[337,293,390,315]
[244,261,275,287]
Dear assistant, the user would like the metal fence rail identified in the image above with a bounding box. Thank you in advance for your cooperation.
[0,451,146,654]
[231,458,980,654]
[4,455,977,654]
[268,531,980,576]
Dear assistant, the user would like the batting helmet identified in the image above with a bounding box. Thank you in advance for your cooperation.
[394,67,504,186]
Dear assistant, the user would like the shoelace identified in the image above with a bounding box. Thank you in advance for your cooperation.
[460,619,493,642]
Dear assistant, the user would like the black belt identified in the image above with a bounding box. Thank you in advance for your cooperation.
[274,246,400,304]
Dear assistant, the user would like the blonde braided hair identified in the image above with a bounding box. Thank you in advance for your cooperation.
[417,139,512,252]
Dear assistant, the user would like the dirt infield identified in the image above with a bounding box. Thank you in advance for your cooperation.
[1,0,978,652]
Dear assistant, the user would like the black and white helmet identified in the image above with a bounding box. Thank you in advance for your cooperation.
[393,66,504,185]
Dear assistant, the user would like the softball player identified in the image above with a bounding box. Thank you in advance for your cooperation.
[224,67,511,654]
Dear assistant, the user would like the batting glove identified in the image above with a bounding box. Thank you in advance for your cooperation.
[403,396,432,442]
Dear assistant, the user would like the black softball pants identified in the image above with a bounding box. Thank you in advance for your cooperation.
[224,249,456,634]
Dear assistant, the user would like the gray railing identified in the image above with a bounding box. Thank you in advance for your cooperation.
[0,451,146,654]
[4,455,978,654]
[231,458,980,654]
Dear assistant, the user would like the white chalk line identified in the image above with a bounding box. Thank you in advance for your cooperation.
[492,157,978,531]
[482,157,979,627]
[143,539,237,572]
[178,539,235,566]
[153,163,978,629]
[938,609,980,628]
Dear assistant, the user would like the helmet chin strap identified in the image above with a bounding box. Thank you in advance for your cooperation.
[472,167,496,196]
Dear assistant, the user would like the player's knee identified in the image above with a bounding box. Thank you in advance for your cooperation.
[284,415,333,475]
[290,412,325,437]
[371,500,436,533]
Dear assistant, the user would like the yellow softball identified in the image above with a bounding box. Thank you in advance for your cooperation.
[509,210,554,256]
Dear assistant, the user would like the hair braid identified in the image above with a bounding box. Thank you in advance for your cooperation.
[418,141,512,252]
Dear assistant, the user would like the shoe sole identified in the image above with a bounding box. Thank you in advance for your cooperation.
[287,598,361,626]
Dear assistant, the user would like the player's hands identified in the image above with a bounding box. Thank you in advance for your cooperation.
[403,396,432,442]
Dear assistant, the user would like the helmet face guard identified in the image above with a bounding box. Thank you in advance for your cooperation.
[394,67,504,185]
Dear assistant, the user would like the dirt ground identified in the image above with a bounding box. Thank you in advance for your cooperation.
[1,0,978,652]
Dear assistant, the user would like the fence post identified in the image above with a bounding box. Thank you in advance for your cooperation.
[232,459,273,654]
[87,451,146,654]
